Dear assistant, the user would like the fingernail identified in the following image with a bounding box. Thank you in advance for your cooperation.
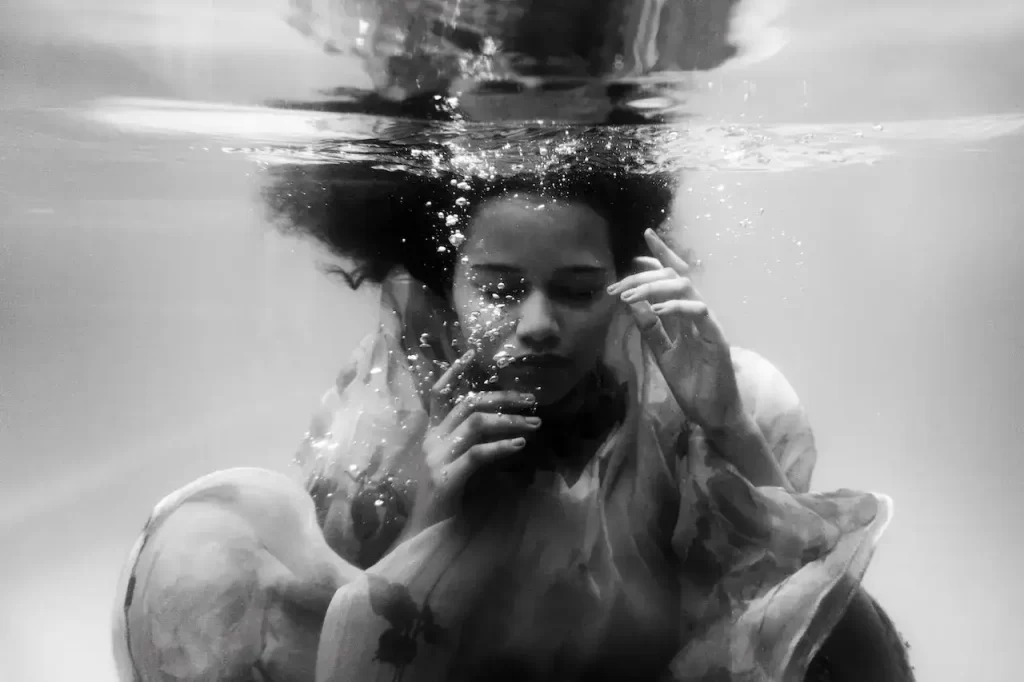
[651,303,666,314]
[523,393,536,404]
[512,438,526,448]
[620,291,637,302]
[606,284,619,294]
[525,417,542,427]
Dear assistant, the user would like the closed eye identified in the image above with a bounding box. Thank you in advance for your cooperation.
[550,285,603,305]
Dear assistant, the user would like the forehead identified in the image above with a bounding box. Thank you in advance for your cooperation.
[461,194,614,271]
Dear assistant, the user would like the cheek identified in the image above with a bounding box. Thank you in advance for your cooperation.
[563,298,618,356]
[452,288,510,351]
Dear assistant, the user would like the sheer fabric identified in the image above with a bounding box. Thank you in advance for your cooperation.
[295,269,893,681]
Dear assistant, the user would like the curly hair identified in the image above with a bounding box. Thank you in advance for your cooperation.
[263,161,682,297]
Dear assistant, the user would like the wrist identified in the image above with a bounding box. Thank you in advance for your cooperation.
[700,410,792,490]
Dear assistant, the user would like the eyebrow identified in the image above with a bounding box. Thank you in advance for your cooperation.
[470,264,609,276]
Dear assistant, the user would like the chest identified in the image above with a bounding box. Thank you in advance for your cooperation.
[450,462,682,682]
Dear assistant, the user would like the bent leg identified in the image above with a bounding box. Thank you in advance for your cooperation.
[805,587,915,682]
[315,504,531,682]
[113,468,359,682]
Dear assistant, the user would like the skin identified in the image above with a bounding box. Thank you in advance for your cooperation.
[347,194,790,682]
[451,194,621,406]
[121,196,875,682]
[409,191,787,533]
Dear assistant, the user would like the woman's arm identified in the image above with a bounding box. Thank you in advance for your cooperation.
[666,354,891,681]
[713,347,818,492]
[611,231,816,491]
[703,411,793,490]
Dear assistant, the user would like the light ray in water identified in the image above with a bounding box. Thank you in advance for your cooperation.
[77,97,1024,174]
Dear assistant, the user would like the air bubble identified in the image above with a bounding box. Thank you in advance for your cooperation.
[449,230,466,246]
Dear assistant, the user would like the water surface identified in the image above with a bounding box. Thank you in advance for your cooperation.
[2,1,1023,680]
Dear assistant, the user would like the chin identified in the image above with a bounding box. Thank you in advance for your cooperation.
[495,368,575,406]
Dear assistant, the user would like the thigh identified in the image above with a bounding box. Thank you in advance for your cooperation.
[113,468,357,682]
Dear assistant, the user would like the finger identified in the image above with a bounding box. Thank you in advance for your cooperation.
[650,299,728,347]
[428,349,476,419]
[620,277,697,305]
[443,412,541,462]
[438,391,537,436]
[633,256,666,272]
[644,229,692,277]
[607,267,675,296]
[626,300,675,358]
[442,438,527,491]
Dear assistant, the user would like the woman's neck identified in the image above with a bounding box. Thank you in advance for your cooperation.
[535,378,591,422]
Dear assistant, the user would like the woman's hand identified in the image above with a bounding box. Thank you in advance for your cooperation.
[407,349,541,532]
[607,229,743,432]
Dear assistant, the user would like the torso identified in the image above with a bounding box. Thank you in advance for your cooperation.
[446,390,690,682]
[307,347,805,681]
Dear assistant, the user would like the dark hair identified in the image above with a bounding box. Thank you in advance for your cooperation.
[263,163,680,298]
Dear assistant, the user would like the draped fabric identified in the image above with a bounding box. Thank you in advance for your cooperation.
[294,269,893,681]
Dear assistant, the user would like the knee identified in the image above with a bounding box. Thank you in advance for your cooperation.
[112,468,355,681]
[115,499,268,681]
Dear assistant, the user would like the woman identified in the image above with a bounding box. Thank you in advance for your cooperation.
[113,165,914,681]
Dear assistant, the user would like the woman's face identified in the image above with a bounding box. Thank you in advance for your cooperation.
[451,193,619,405]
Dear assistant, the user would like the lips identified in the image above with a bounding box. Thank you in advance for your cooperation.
[509,354,572,369]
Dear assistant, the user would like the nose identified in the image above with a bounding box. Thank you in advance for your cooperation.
[515,291,560,351]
